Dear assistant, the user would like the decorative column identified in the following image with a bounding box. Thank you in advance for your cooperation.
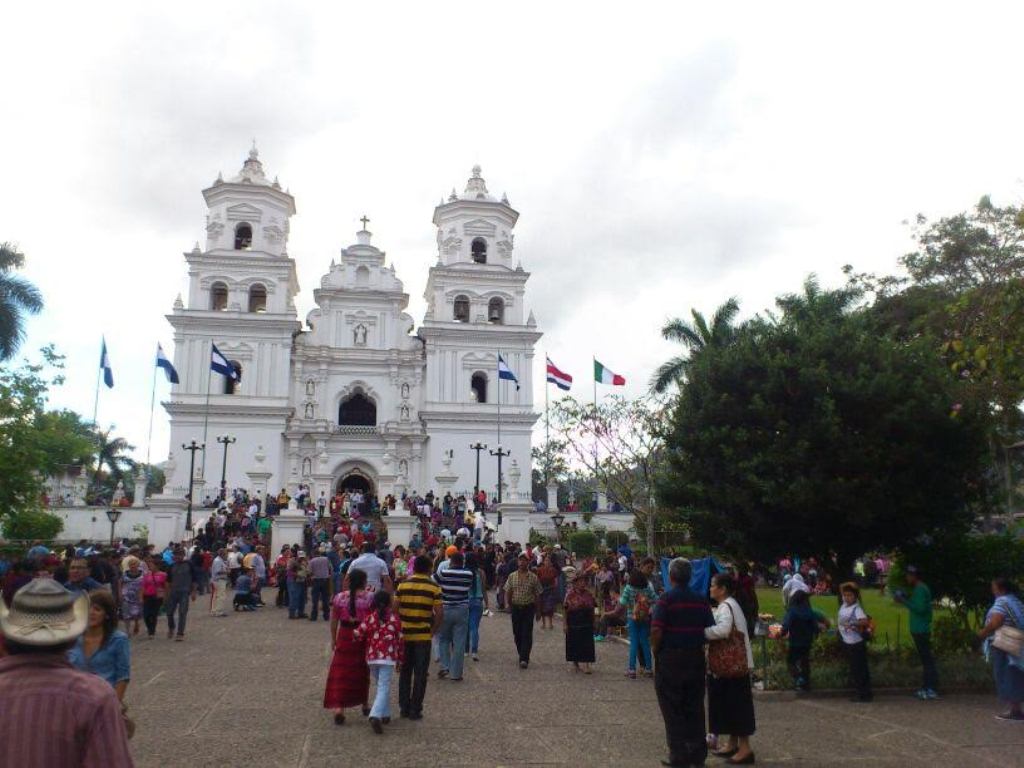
[546,480,559,512]
[433,451,459,499]
[271,498,308,556]
[246,445,272,498]
[132,473,148,508]
[507,460,522,503]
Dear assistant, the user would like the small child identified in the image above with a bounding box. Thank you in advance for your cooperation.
[233,569,256,611]
[780,590,829,691]
[354,589,404,733]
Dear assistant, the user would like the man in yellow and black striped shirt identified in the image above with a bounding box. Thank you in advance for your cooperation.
[395,555,443,719]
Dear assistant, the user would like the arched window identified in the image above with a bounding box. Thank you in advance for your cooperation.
[453,295,470,322]
[470,372,488,403]
[210,282,228,311]
[471,237,487,264]
[248,283,267,313]
[234,223,253,250]
[355,265,370,287]
[224,361,242,394]
[488,297,505,324]
[338,390,377,426]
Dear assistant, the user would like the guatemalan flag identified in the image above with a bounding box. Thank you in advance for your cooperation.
[99,337,114,388]
[497,353,520,390]
[156,343,180,384]
[210,343,239,381]
[546,357,572,391]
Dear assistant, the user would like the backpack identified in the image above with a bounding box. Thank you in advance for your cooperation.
[632,591,651,623]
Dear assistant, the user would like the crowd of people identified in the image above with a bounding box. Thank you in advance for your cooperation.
[2,488,1023,767]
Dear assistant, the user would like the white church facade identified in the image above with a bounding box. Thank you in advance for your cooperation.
[161,148,541,506]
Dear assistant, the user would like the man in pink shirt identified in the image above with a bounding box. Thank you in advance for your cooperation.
[0,579,134,767]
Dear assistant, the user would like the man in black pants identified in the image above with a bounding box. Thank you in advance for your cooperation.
[503,552,542,668]
[395,556,443,719]
[651,558,715,768]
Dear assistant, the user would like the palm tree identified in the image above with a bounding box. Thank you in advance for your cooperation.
[92,428,137,493]
[651,297,740,393]
[0,242,44,361]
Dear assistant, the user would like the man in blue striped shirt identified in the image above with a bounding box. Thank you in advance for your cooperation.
[434,551,474,682]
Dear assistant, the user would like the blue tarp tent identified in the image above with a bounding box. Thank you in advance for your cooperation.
[660,555,727,597]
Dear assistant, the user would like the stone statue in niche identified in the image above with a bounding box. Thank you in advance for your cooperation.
[306,379,315,396]
[401,382,410,399]
[399,459,408,478]
[354,324,367,346]
[302,457,312,477]
[400,404,410,421]
[304,403,314,419]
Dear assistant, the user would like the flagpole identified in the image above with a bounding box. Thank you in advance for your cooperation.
[201,361,212,479]
[593,355,597,407]
[92,358,102,427]
[145,349,158,477]
[496,350,502,447]
[544,356,550,486]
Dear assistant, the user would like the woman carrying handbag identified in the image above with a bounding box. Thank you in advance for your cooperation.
[705,573,756,765]
[977,576,1024,721]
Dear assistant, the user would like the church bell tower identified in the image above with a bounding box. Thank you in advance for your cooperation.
[163,145,300,495]
[419,166,541,499]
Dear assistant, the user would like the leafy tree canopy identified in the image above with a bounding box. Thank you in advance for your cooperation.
[660,278,991,576]
[0,347,96,518]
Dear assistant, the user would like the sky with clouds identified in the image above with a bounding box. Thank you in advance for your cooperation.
[3,2,1024,462]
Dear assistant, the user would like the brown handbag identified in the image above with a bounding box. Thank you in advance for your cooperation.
[707,602,750,679]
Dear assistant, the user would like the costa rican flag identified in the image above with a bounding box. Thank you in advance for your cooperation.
[546,357,572,391]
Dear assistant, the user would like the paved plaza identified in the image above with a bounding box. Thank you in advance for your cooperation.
[126,593,1023,768]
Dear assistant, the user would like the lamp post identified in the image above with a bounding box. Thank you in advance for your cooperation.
[469,442,487,500]
[551,511,565,543]
[182,440,204,535]
[216,434,236,503]
[489,444,511,503]
[105,507,122,547]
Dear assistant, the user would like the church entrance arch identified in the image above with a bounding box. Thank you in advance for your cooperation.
[334,464,376,498]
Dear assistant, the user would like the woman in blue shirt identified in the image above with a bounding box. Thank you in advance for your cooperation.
[68,589,131,703]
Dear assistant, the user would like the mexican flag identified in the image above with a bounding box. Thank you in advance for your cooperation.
[594,359,625,386]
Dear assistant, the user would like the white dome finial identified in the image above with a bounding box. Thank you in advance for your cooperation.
[472,164,482,178]
[249,138,258,160]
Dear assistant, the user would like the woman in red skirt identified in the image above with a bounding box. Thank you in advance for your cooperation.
[324,568,374,724]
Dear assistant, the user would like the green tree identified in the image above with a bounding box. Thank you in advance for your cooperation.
[849,196,1024,515]
[0,347,95,518]
[0,242,44,361]
[651,297,739,393]
[2,509,64,541]
[660,278,990,578]
[92,428,137,495]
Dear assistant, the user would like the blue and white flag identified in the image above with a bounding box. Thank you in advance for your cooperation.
[99,337,114,388]
[210,343,239,381]
[156,343,179,384]
[497,353,520,391]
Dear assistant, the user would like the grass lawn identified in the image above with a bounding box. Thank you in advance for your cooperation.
[755,586,937,649]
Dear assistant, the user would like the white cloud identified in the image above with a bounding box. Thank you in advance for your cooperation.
[4,2,1024,458]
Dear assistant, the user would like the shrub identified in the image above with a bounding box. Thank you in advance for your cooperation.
[896,532,1024,626]
[932,614,977,656]
[566,529,598,557]
[528,528,551,548]
[2,509,64,541]
[604,530,629,551]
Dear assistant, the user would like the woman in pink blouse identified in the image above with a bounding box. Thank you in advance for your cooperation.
[323,568,374,725]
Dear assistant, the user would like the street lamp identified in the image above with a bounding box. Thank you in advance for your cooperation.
[489,444,511,503]
[105,507,122,547]
[182,441,205,536]
[469,442,488,500]
[551,511,565,543]
[216,435,236,503]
